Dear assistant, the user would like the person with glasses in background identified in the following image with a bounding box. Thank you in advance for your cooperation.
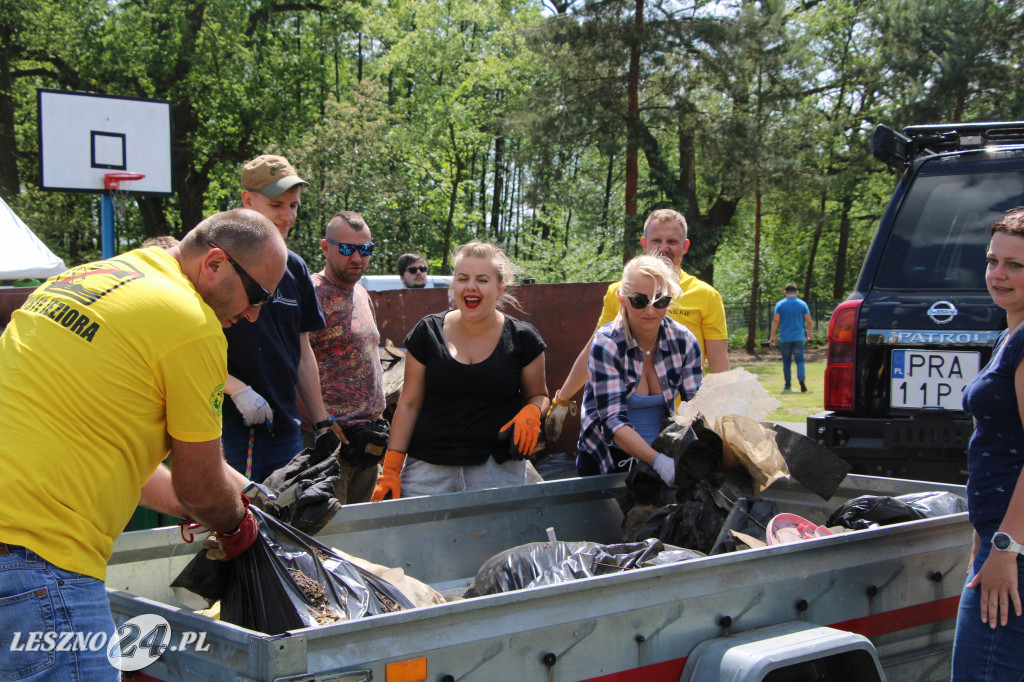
[305,212,388,504]
[398,253,429,288]
[575,255,703,480]
[0,209,282,679]
[222,154,340,482]
[545,209,728,444]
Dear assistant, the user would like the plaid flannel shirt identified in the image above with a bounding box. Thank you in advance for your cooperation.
[577,316,702,474]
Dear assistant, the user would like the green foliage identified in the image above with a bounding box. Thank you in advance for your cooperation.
[1,0,1023,327]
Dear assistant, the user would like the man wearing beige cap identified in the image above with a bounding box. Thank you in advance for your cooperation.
[222,154,341,482]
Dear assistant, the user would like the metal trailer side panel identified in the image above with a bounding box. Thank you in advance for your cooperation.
[107,474,971,681]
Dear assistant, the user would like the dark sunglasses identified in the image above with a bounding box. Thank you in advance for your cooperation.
[626,293,672,310]
[326,238,375,257]
[208,241,273,307]
[406,266,428,274]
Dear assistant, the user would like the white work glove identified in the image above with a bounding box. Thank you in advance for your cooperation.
[544,390,578,442]
[230,386,273,427]
[652,453,675,486]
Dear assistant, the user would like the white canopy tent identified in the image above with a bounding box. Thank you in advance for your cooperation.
[0,195,65,279]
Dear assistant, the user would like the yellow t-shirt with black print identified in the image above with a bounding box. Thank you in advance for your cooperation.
[0,247,226,580]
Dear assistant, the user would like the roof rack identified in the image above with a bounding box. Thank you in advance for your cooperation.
[872,121,1024,170]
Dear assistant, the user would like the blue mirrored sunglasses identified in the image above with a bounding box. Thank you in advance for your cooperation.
[325,238,374,257]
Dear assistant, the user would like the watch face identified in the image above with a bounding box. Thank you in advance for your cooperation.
[994,532,1011,550]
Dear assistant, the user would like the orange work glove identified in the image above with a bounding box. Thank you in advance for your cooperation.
[499,404,542,458]
[371,450,406,501]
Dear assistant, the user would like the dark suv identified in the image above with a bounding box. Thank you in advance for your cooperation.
[808,121,1024,483]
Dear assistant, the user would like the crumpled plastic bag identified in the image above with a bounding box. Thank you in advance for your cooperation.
[464,538,703,597]
[826,491,968,530]
[676,368,780,428]
[171,508,413,635]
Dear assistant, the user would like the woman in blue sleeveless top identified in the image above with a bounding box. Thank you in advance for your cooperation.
[576,255,703,482]
[952,207,1024,682]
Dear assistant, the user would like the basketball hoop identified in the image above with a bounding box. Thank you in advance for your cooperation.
[104,171,146,191]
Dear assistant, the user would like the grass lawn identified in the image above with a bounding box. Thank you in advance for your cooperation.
[727,358,826,423]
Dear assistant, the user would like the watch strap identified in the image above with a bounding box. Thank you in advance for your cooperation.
[313,416,335,431]
[993,531,1024,555]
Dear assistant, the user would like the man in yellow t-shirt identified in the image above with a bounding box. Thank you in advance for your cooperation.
[548,209,729,449]
[0,208,286,679]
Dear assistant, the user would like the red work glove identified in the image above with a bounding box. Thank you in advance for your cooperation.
[499,404,542,458]
[371,450,406,502]
[214,493,259,561]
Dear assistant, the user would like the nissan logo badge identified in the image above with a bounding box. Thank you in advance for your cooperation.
[927,300,958,324]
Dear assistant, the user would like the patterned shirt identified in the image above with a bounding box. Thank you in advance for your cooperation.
[307,273,385,427]
[577,316,703,474]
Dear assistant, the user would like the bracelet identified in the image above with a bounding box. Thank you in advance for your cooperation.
[313,416,335,430]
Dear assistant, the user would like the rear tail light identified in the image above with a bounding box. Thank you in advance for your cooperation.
[824,299,862,411]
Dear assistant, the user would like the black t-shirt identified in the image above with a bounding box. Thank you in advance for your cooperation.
[405,311,546,466]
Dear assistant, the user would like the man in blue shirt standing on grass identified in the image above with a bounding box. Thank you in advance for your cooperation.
[769,283,813,393]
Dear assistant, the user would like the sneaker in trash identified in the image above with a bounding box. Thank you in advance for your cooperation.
[766,513,834,545]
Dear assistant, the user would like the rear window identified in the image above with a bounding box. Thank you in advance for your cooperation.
[875,170,1024,289]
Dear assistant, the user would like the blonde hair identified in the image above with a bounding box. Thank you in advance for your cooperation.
[617,254,681,344]
[450,240,521,311]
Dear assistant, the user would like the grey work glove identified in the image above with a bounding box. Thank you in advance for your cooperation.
[230,386,273,427]
[544,390,578,442]
[652,453,676,486]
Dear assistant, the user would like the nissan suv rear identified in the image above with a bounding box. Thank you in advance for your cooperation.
[808,121,1024,483]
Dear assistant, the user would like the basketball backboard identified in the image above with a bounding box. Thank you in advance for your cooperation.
[37,89,173,196]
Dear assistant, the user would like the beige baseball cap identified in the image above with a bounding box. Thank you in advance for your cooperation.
[241,154,309,198]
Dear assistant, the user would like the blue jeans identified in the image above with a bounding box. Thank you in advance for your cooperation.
[0,544,119,681]
[951,523,1024,681]
[222,417,305,482]
[780,340,806,387]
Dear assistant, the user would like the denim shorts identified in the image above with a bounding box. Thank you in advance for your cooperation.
[951,523,1024,682]
[0,543,119,681]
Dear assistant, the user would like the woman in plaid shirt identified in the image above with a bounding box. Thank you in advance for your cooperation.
[576,255,703,482]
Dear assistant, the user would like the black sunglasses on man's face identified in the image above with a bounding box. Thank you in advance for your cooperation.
[208,241,274,307]
[406,266,427,274]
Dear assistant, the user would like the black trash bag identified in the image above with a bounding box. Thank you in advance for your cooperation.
[338,418,391,468]
[259,432,343,535]
[618,416,724,517]
[624,472,751,554]
[170,507,413,635]
[827,491,968,530]
[766,424,851,500]
[708,497,779,555]
[652,416,724,494]
[464,538,703,597]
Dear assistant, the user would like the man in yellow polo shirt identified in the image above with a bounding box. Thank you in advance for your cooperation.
[549,209,729,467]
[0,208,286,679]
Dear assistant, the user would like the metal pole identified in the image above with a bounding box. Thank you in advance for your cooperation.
[101,192,115,259]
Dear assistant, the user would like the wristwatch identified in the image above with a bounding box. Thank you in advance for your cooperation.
[313,416,335,431]
[992,531,1024,555]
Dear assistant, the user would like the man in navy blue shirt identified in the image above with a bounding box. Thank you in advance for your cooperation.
[221,154,340,481]
[768,283,813,393]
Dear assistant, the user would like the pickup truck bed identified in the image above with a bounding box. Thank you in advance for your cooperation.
[107,473,971,681]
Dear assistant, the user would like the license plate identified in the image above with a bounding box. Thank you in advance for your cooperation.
[890,349,979,409]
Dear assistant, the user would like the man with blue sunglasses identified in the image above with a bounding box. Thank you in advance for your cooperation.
[305,212,388,504]
[221,154,341,482]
